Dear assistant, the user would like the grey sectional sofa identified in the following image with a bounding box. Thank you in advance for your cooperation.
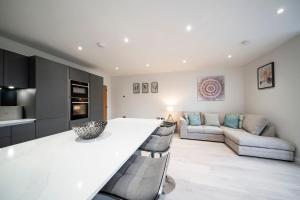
[179,113,296,161]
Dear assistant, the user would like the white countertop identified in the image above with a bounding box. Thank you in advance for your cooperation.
[0,119,36,127]
[0,118,161,200]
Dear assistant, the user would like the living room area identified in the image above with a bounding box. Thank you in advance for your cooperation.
[0,0,300,199]
[110,34,300,199]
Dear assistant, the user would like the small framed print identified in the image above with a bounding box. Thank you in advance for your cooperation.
[257,62,275,89]
[151,82,158,93]
[133,83,140,94]
[142,83,149,93]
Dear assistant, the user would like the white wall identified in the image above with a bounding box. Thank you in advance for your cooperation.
[0,36,112,119]
[111,67,245,120]
[243,34,300,163]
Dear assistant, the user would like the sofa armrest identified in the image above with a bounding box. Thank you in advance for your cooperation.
[179,117,188,138]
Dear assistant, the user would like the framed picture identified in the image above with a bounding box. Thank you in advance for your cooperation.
[257,62,275,89]
[133,83,140,94]
[151,82,158,93]
[142,83,149,93]
[197,76,225,101]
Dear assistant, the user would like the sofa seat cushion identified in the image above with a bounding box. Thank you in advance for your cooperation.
[102,155,167,200]
[222,127,295,151]
[187,125,223,135]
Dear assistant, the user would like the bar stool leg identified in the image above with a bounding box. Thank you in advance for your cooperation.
[151,152,155,158]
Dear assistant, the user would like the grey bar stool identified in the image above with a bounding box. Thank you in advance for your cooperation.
[140,134,172,157]
[140,124,176,157]
[152,124,176,136]
[95,153,170,200]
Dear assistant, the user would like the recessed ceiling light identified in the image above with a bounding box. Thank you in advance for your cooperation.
[77,46,83,51]
[8,86,15,89]
[124,37,129,43]
[186,25,192,32]
[96,42,105,48]
[146,64,150,67]
[277,8,285,14]
[227,54,232,59]
[115,67,119,70]
[182,59,187,64]
[241,40,250,46]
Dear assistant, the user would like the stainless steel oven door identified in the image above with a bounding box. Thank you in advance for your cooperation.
[71,80,89,98]
[71,102,88,120]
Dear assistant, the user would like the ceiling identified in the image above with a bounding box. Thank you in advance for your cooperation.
[0,0,300,76]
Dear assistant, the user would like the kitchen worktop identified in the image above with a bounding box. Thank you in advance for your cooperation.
[0,119,36,127]
[0,118,161,200]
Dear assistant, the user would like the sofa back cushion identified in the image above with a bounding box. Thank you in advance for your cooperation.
[183,113,189,124]
[204,113,220,127]
[201,112,225,125]
[224,114,240,129]
[242,114,268,135]
[187,113,201,126]
[260,125,276,137]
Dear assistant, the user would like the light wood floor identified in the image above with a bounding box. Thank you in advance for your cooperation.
[161,134,300,200]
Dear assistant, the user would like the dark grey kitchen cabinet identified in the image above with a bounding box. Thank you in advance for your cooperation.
[3,50,29,88]
[0,49,3,86]
[69,68,89,83]
[30,56,68,120]
[0,137,11,148]
[0,127,11,148]
[69,118,90,128]
[11,123,35,145]
[90,74,103,121]
[36,117,69,138]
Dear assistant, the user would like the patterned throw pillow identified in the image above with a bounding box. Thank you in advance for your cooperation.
[224,114,240,129]
[188,113,201,126]
[204,113,220,127]
[242,114,268,135]
[183,113,189,124]
[239,115,244,129]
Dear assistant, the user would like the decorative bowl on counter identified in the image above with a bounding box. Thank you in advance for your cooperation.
[72,121,107,139]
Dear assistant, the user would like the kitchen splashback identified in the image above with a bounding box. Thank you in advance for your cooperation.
[0,106,23,121]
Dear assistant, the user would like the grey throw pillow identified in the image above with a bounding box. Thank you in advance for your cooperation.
[260,125,276,137]
[204,113,220,127]
[242,114,268,135]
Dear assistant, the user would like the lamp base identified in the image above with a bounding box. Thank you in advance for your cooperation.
[166,114,174,122]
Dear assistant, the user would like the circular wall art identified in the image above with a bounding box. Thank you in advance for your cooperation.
[197,76,225,101]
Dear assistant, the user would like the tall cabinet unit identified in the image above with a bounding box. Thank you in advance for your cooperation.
[30,56,69,138]
[0,49,3,86]
[90,74,103,121]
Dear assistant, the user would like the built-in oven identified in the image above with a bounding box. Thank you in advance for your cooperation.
[70,80,89,120]
[71,80,89,98]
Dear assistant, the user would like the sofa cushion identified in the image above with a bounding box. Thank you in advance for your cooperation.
[187,125,223,135]
[261,125,276,137]
[239,115,244,129]
[204,113,220,127]
[183,113,189,124]
[222,127,295,151]
[188,113,201,126]
[242,114,268,135]
[224,114,240,129]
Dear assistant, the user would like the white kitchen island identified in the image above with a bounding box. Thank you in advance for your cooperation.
[0,118,161,200]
